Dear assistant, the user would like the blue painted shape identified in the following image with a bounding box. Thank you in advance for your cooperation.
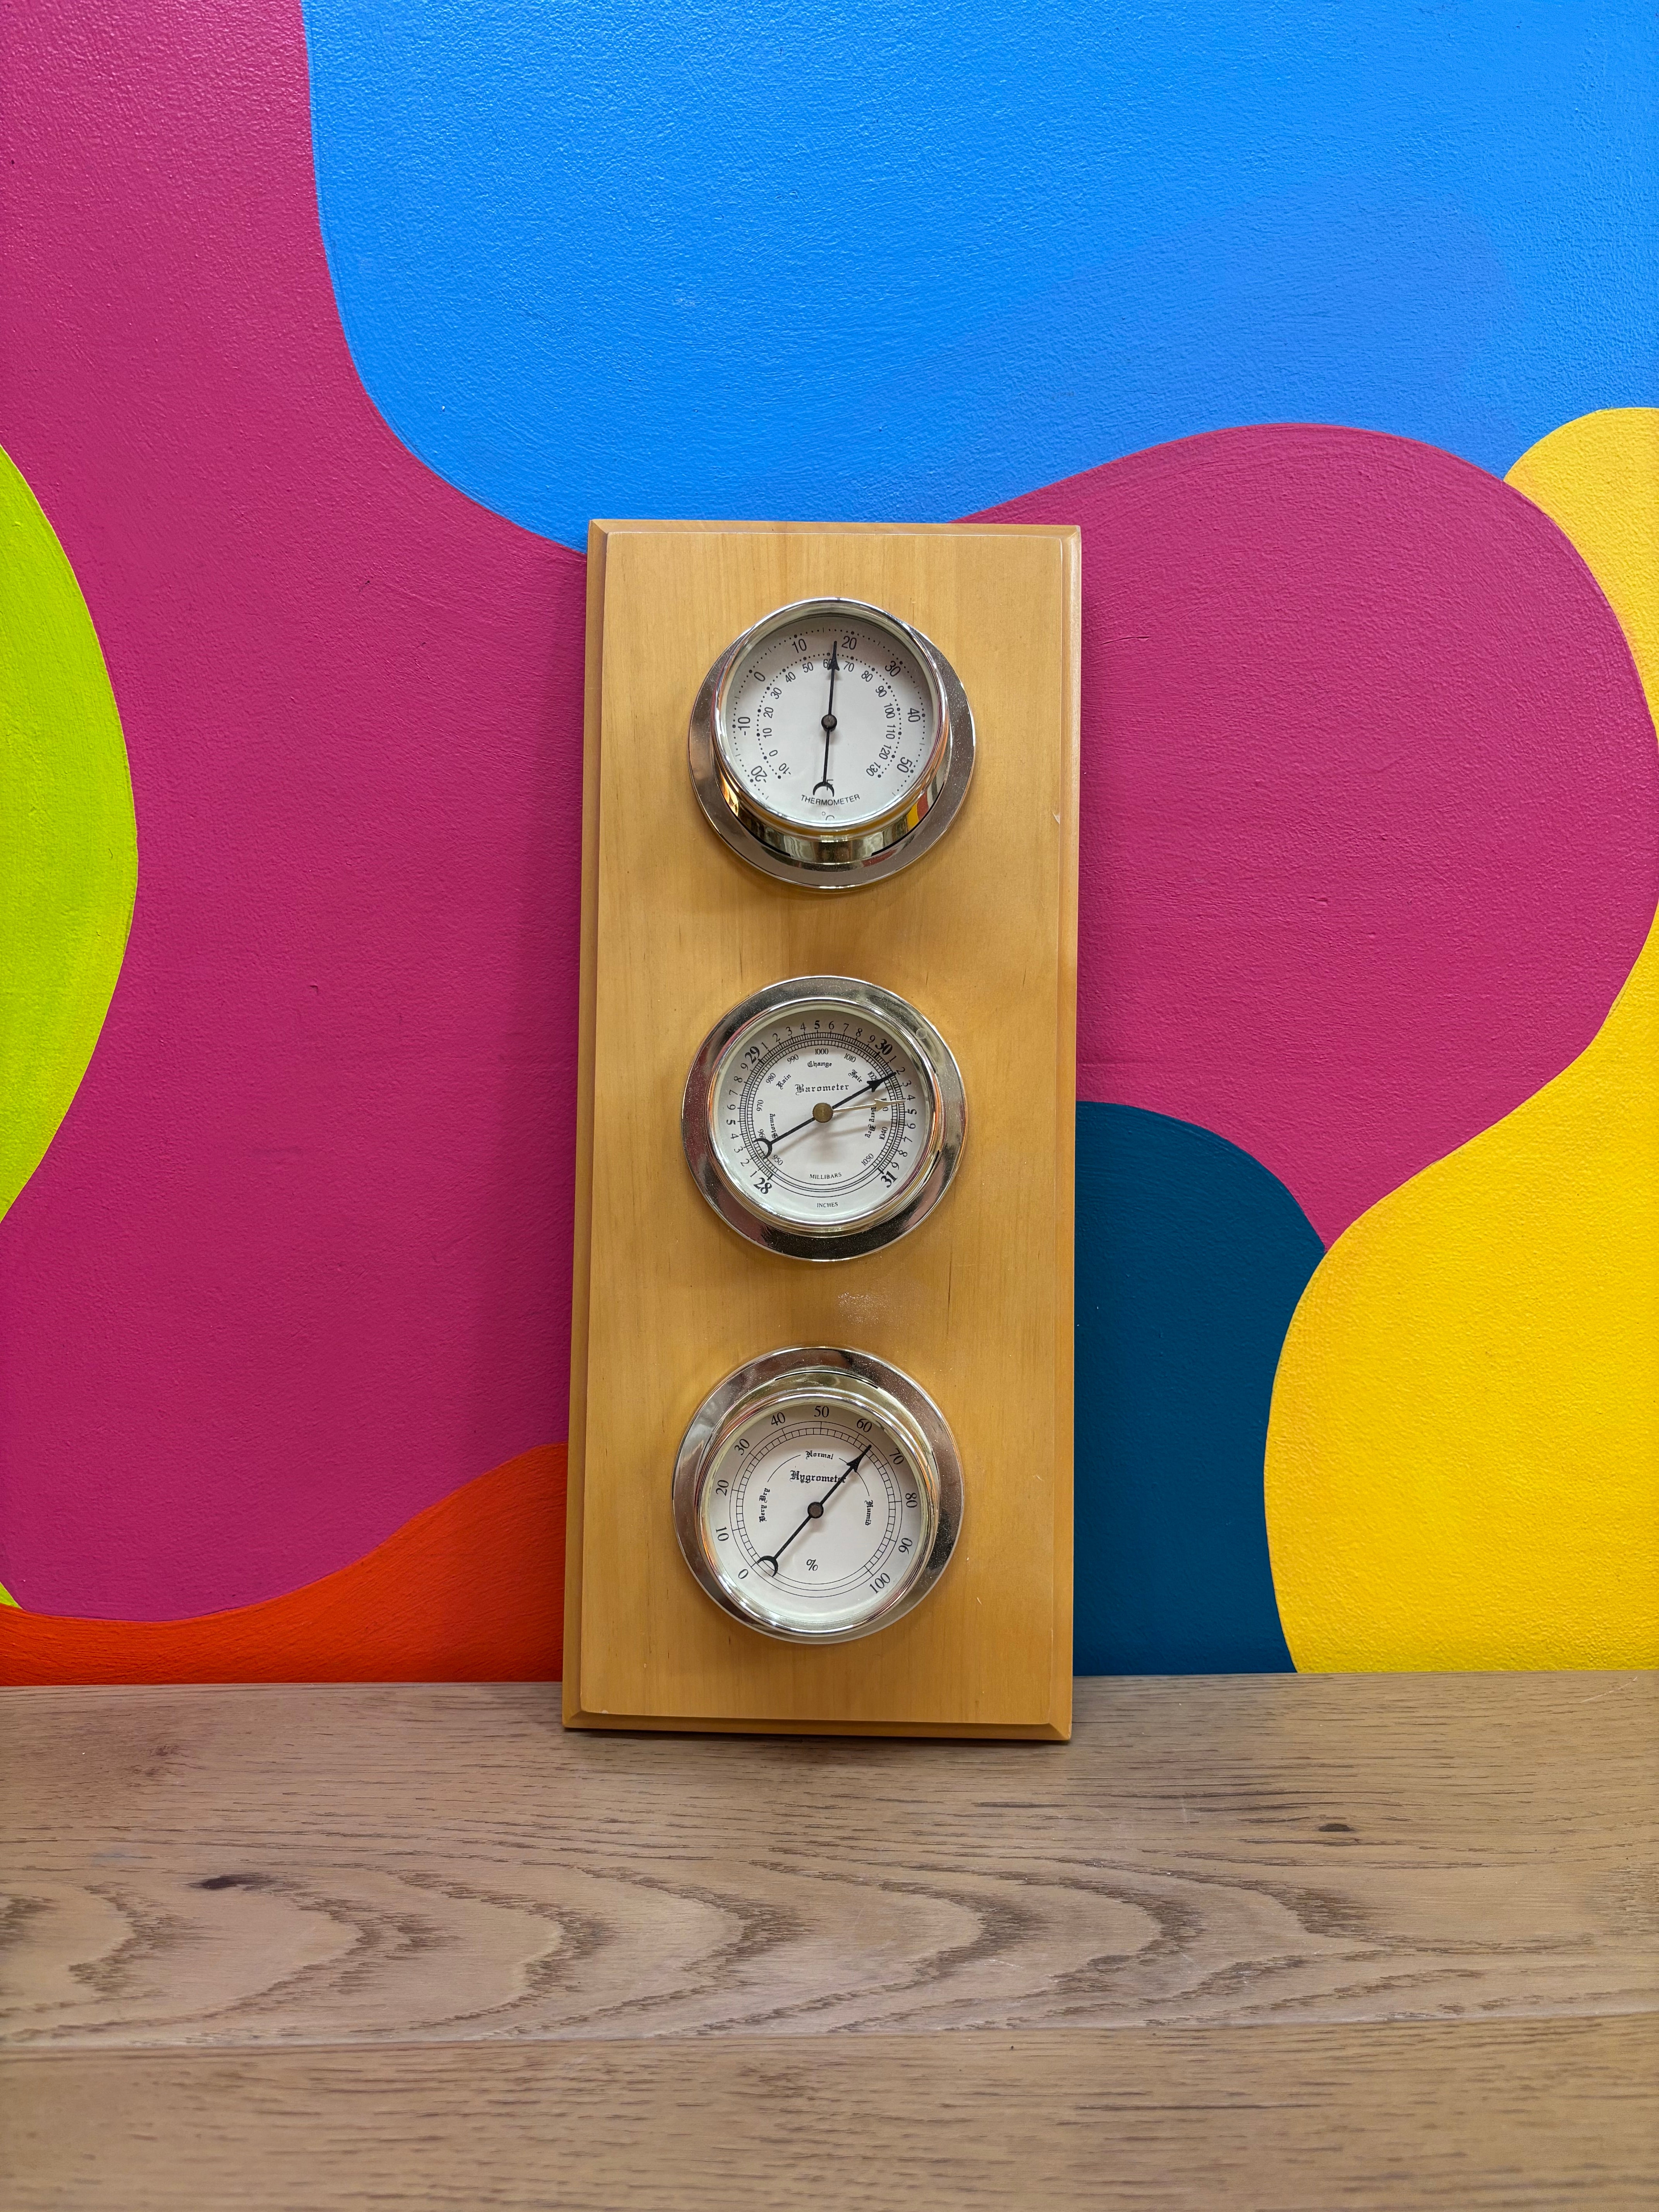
[1074,1103,1322,1673]
[301,1,1659,547]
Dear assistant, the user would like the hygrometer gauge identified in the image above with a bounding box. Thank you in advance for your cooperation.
[688,596,974,887]
[682,975,966,1263]
[673,1346,963,1645]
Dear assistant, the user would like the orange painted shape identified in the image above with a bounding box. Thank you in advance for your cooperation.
[0,1445,565,1685]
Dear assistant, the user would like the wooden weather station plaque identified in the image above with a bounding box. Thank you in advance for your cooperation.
[564,520,1080,1737]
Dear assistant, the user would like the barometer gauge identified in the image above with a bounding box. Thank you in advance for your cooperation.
[673,1346,963,1645]
[688,597,974,886]
[682,975,965,1262]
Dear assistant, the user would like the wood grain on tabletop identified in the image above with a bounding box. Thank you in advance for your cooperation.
[565,521,1080,1735]
[5,2020,1655,2212]
[2,1673,1653,2051]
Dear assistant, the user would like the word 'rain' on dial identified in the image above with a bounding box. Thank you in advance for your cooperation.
[682,976,965,1263]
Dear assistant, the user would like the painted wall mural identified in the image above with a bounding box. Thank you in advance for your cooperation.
[1,0,1654,1683]
[1267,409,1659,1671]
[0,452,136,1237]
[302,1,1656,540]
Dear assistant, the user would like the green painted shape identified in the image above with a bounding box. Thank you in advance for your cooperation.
[0,445,137,1219]
[0,1582,17,1609]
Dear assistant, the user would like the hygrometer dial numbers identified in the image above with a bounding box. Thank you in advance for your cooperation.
[673,1348,963,1644]
[682,977,966,1262]
[689,597,974,887]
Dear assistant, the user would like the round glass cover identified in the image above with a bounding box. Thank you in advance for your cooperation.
[673,1349,963,1644]
[682,977,965,1262]
[688,597,974,888]
[716,603,947,836]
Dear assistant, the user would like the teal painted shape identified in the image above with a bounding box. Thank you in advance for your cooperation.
[1075,1103,1322,1673]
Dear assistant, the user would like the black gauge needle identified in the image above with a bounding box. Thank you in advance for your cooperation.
[754,1069,901,1158]
[812,640,840,796]
[756,1445,870,1574]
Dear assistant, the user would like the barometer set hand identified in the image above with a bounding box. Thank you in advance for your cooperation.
[754,1067,901,1161]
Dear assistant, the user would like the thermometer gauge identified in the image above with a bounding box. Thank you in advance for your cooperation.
[682,975,966,1263]
[673,1346,963,1644]
[688,597,974,887]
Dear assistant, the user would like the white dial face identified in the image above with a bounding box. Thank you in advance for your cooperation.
[719,611,941,833]
[709,996,935,1231]
[698,1386,935,1638]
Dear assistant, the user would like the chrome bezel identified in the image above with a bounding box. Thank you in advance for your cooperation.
[688,596,975,890]
[672,1346,964,1645]
[682,975,967,1263]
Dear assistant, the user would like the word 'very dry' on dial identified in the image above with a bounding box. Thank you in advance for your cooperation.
[673,1347,963,1644]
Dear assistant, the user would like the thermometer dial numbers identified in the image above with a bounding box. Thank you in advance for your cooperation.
[683,977,967,1263]
[721,617,938,834]
[689,597,974,888]
[673,1348,963,1644]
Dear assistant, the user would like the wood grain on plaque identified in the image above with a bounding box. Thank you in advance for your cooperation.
[565,521,1080,1735]
[3,1675,1652,2050]
[6,2021,1656,2212]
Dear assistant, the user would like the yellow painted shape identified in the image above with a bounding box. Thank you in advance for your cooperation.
[1509,409,1659,701]
[0,446,137,1218]
[0,1583,17,1609]
[1265,409,1659,1670]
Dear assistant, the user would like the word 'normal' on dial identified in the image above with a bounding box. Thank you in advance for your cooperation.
[723,613,937,833]
[673,1349,965,1645]
[702,1405,929,1640]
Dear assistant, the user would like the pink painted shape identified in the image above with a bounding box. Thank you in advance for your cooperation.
[978,429,1659,1242]
[0,0,584,1617]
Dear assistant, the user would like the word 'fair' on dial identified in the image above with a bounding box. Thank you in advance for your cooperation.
[723,617,936,833]
[714,1004,929,1232]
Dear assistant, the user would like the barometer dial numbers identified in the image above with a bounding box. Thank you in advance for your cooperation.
[682,977,966,1262]
[673,1348,963,1644]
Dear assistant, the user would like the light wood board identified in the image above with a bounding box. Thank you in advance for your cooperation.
[7,2020,1655,2211]
[564,522,1081,1735]
[4,1674,1652,2049]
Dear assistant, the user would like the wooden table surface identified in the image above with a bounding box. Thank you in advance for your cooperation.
[2,1673,1654,2207]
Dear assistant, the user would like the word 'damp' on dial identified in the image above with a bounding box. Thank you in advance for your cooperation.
[673,1346,963,1645]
